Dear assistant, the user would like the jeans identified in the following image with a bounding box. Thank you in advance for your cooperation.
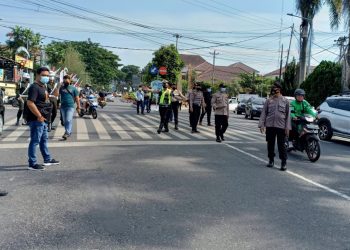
[28,121,51,166]
[137,101,144,114]
[60,107,75,135]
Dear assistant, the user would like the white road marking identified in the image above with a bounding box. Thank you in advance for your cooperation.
[1,125,28,142]
[91,117,111,140]
[2,118,18,131]
[113,114,152,139]
[146,115,191,140]
[76,118,89,140]
[100,113,131,140]
[224,143,350,201]
[54,123,65,140]
[126,115,171,139]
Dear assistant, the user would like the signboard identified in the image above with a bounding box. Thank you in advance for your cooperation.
[149,65,158,75]
[159,66,167,75]
[150,80,163,91]
[0,69,3,81]
[15,55,33,69]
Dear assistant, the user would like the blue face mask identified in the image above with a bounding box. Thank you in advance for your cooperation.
[40,76,50,85]
[207,88,211,92]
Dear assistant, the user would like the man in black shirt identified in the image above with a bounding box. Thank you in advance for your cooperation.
[26,67,60,171]
[199,86,213,126]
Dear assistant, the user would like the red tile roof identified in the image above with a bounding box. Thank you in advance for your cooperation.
[180,54,206,67]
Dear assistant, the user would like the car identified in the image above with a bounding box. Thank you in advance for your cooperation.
[229,98,238,111]
[245,97,266,119]
[317,95,350,140]
[235,99,248,114]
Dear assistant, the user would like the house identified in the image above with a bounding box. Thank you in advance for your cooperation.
[180,54,259,84]
[264,66,317,80]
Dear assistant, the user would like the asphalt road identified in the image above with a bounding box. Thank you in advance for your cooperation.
[0,100,349,249]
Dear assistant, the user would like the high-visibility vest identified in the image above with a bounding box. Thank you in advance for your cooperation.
[159,89,171,105]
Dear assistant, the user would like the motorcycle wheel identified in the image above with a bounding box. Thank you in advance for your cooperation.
[92,109,97,119]
[306,138,321,162]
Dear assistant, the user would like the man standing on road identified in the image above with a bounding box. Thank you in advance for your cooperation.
[258,82,291,171]
[59,75,80,140]
[200,86,213,126]
[136,85,145,115]
[157,81,172,134]
[26,67,60,170]
[212,83,229,142]
[15,74,30,126]
[47,73,58,132]
[171,83,186,130]
[189,83,205,133]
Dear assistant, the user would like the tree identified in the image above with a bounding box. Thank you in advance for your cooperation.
[282,58,299,96]
[147,44,184,83]
[295,0,341,85]
[6,26,42,61]
[301,61,341,106]
[63,46,90,85]
[121,65,140,83]
[238,73,257,93]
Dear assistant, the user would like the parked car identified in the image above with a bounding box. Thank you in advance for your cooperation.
[235,99,248,114]
[229,98,238,111]
[317,95,350,140]
[245,97,266,119]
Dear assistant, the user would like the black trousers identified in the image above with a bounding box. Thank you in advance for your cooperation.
[50,99,57,124]
[159,105,170,130]
[171,101,179,125]
[266,127,287,162]
[215,115,228,138]
[137,101,144,114]
[200,105,212,125]
[191,105,201,131]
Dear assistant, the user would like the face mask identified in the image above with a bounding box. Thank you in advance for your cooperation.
[221,88,226,92]
[64,81,70,86]
[87,87,90,90]
[172,87,176,90]
[207,88,211,93]
[40,76,50,85]
[139,88,142,91]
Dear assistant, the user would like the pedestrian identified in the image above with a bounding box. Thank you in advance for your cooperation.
[189,83,205,133]
[136,85,145,115]
[157,81,172,134]
[15,74,30,126]
[200,86,213,126]
[171,83,186,130]
[47,73,58,132]
[26,67,60,170]
[211,83,229,142]
[144,87,151,113]
[59,75,80,140]
[258,82,291,171]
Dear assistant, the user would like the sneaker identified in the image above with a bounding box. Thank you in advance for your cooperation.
[216,137,222,143]
[28,164,45,171]
[280,162,287,171]
[62,133,69,140]
[0,190,8,197]
[163,129,169,132]
[43,159,60,166]
[266,160,274,168]
[157,129,161,134]
[220,136,225,141]
[194,130,200,133]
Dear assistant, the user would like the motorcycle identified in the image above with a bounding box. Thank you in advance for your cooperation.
[286,115,321,162]
[79,95,98,119]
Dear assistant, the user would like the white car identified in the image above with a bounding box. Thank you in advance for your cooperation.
[229,98,238,111]
[106,94,115,102]
[318,95,350,140]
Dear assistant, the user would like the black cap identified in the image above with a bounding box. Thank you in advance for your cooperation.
[219,83,226,88]
[272,82,282,89]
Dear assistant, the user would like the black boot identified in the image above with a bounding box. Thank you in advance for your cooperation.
[47,122,52,132]
[174,124,178,130]
[157,123,163,134]
[0,190,8,197]
[266,159,274,168]
[216,137,222,143]
[280,161,287,171]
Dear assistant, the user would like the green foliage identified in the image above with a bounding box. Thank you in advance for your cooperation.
[282,58,299,96]
[301,61,342,106]
[238,73,273,96]
[141,62,157,84]
[121,65,140,83]
[46,40,122,88]
[239,73,256,92]
[63,46,90,85]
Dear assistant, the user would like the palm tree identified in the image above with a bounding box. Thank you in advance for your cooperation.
[296,0,342,85]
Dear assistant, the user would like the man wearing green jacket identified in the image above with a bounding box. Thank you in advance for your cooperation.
[290,88,317,135]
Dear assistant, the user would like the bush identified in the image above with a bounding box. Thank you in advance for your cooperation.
[301,61,341,107]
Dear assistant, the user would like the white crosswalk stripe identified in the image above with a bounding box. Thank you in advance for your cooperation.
[91,117,112,140]
[112,114,152,139]
[2,124,28,142]
[100,113,132,140]
[76,118,89,140]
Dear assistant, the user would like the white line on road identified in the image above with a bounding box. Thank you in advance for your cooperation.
[1,125,28,142]
[91,117,112,140]
[113,114,152,139]
[76,118,89,140]
[224,143,350,201]
[146,115,191,140]
[100,113,131,140]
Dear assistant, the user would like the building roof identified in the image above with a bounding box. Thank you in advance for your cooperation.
[229,62,259,73]
[180,54,206,67]
[264,67,286,77]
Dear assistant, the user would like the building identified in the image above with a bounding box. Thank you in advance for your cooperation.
[180,54,259,84]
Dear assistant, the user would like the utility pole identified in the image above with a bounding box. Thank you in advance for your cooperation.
[306,19,313,76]
[279,44,284,82]
[335,36,349,91]
[285,23,294,68]
[174,34,181,50]
[209,50,219,86]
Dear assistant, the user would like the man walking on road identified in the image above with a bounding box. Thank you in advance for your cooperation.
[171,83,186,130]
[47,73,58,132]
[157,81,172,134]
[200,86,213,126]
[136,85,145,115]
[189,83,205,133]
[212,83,229,142]
[26,67,60,170]
[258,82,291,171]
[59,75,80,140]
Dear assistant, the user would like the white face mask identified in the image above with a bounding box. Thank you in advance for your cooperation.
[220,88,226,92]
[207,88,211,92]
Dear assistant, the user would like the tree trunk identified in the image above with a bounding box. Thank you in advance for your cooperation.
[298,23,309,86]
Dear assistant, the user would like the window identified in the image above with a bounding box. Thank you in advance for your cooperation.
[326,99,338,108]
[336,99,350,111]
[252,99,265,105]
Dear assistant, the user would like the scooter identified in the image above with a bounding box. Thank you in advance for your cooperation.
[79,95,98,119]
[286,115,321,162]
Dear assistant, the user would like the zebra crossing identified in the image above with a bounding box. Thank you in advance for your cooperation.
[0,112,265,144]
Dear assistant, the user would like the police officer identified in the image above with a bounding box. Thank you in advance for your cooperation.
[157,81,172,134]
[211,83,229,142]
[258,82,291,171]
[200,86,213,126]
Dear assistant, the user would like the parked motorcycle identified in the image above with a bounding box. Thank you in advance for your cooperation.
[286,115,321,162]
[79,95,98,119]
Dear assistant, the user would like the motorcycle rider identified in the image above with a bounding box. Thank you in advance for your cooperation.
[80,84,94,112]
[15,73,30,126]
[289,88,317,144]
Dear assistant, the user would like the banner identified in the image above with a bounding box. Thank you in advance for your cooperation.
[0,69,3,81]
[15,55,33,69]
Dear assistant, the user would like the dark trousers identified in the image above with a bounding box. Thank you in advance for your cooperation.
[137,101,144,114]
[215,115,228,138]
[159,105,170,130]
[191,105,201,131]
[171,101,179,125]
[144,98,150,112]
[266,127,287,163]
[200,105,212,125]
[50,99,57,124]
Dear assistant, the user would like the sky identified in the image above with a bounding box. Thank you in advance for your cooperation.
[0,0,348,74]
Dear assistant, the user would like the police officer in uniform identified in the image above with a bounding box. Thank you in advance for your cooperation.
[211,83,229,142]
[258,82,291,171]
[157,81,172,134]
